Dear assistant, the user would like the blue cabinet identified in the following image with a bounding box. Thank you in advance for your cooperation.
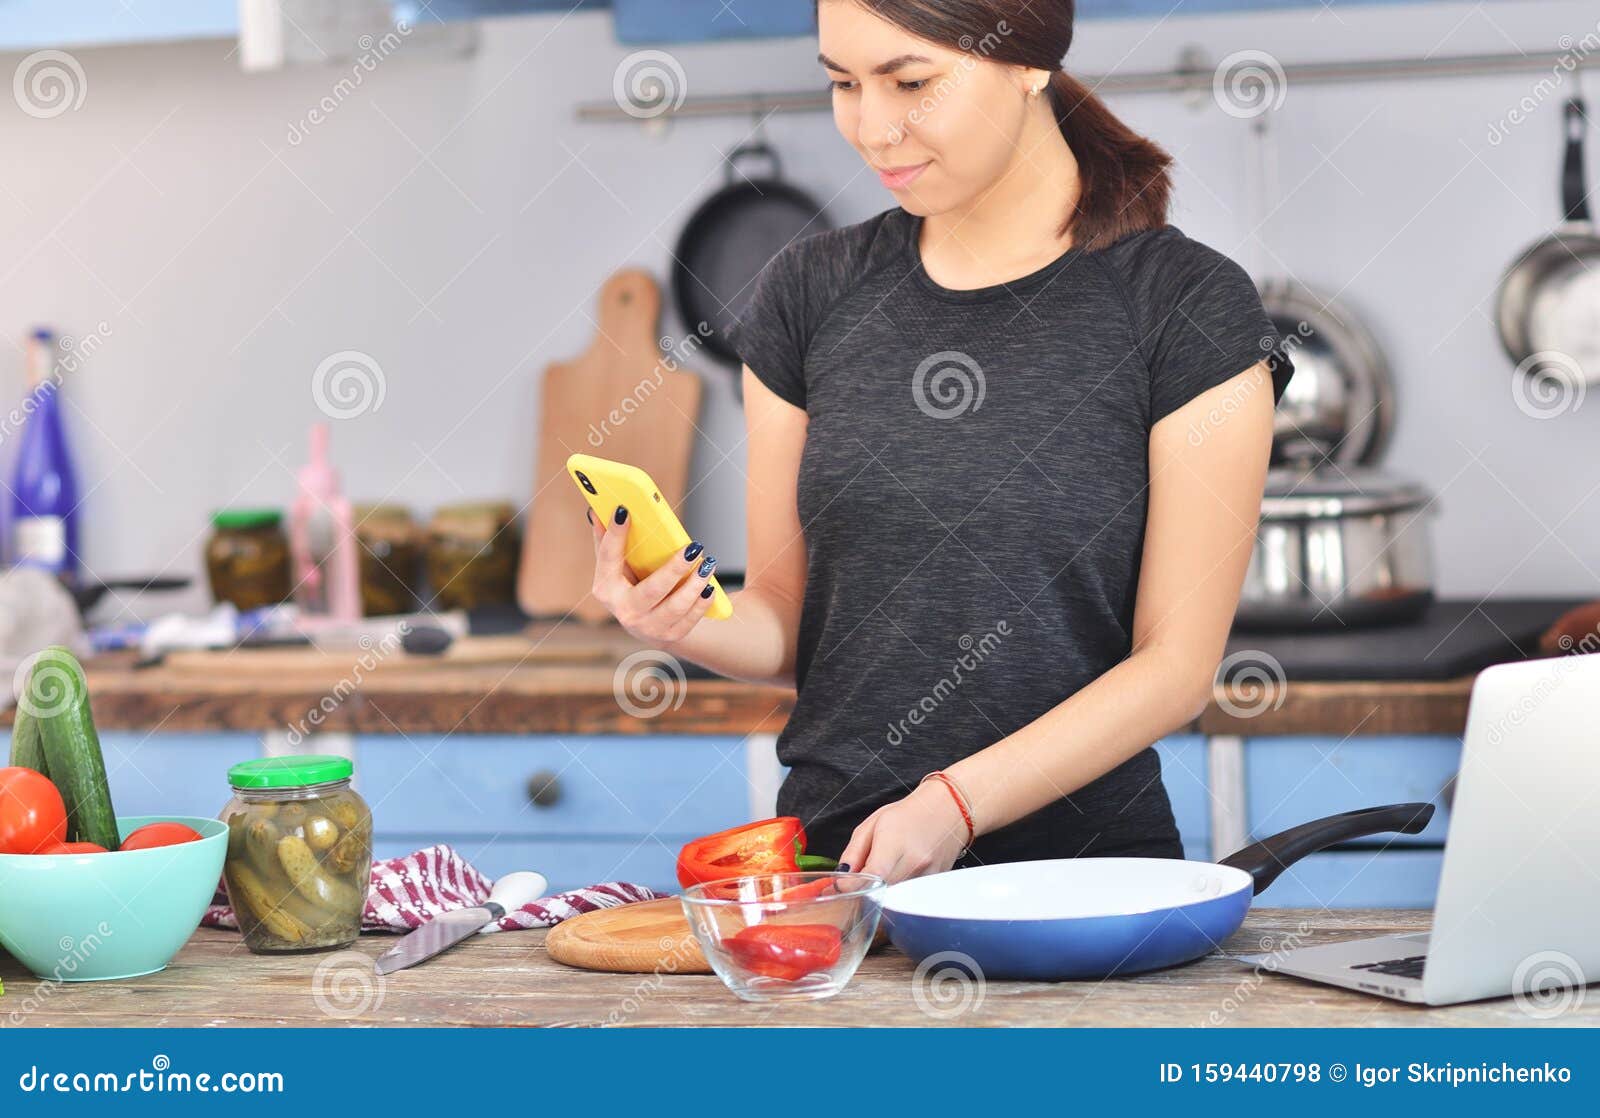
[356,734,750,893]
[1245,735,1456,908]
[0,1,236,50]
[98,732,259,819]
[1153,736,1211,861]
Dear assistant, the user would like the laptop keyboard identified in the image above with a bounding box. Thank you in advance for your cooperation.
[1350,954,1426,979]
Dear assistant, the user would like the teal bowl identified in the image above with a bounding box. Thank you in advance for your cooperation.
[0,815,226,982]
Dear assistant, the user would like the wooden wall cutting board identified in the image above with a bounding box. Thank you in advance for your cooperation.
[544,896,710,974]
[518,270,703,622]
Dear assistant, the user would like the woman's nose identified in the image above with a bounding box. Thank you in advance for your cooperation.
[856,92,906,153]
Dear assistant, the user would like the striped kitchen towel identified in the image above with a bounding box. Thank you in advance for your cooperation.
[203,843,663,933]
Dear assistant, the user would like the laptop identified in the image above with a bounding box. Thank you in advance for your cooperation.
[1239,651,1600,1005]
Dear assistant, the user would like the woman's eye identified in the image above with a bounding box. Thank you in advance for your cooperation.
[898,79,928,93]
[830,79,858,93]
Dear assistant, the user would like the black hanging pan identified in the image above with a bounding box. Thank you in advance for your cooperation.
[1496,98,1600,387]
[672,141,831,375]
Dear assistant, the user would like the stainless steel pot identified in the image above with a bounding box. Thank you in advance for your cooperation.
[1236,466,1436,631]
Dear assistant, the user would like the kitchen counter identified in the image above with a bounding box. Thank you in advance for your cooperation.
[2,910,1584,1027]
[0,622,1481,738]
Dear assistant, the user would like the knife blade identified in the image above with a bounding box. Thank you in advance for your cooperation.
[374,871,547,975]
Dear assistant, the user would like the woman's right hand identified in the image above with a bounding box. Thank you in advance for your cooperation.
[588,505,719,644]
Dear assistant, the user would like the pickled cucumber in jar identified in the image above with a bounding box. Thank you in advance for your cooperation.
[220,756,372,954]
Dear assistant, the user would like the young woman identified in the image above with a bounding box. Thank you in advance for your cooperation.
[587,0,1292,884]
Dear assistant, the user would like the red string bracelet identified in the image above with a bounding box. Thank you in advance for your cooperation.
[920,770,976,849]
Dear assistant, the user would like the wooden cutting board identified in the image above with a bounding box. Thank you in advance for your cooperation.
[161,636,610,675]
[518,270,703,622]
[544,897,710,974]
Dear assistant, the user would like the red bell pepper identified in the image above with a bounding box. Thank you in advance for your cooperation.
[724,923,843,982]
[676,817,806,889]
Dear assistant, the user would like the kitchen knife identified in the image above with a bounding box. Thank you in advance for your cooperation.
[373,871,547,975]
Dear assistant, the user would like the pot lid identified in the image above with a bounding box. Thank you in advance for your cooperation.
[1261,466,1433,519]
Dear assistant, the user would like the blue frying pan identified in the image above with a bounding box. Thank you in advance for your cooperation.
[881,803,1434,981]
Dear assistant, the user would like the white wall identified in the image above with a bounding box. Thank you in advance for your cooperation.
[1,0,1597,619]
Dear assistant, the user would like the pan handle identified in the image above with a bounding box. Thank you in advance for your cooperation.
[725,140,783,184]
[1218,802,1435,895]
[1562,98,1590,224]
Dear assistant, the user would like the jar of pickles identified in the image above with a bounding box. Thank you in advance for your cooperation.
[205,509,291,610]
[220,756,372,954]
[424,502,520,610]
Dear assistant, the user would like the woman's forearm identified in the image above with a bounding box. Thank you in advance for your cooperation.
[946,644,1215,837]
[659,585,802,688]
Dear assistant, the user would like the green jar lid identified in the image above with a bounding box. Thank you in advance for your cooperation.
[228,755,352,789]
[213,508,282,531]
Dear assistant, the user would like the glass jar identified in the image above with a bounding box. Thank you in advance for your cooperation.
[220,755,372,954]
[424,502,520,611]
[354,504,421,616]
[206,509,291,610]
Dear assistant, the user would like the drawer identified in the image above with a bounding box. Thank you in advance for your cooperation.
[98,732,260,819]
[371,836,683,896]
[1254,848,1444,909]
[1246,736,1458,846]
[355,735,749,838]
[1153,736,1209,852]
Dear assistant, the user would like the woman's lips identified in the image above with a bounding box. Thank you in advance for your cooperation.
[876,162,930,190]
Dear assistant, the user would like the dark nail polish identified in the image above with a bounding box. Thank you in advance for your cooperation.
[613,506,628,525]
[684,541,704,562]
[696,555,717,578]
[586,509,594,525]
[837,863,852,873]
[700,584,714,599]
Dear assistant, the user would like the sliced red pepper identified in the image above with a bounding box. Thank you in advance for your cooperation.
[676,817,805,889]
[724,923,843,982]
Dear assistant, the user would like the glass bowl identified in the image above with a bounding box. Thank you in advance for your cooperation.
[680,872,885,1002]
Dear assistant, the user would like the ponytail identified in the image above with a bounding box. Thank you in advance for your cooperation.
[1048,71,1173,252]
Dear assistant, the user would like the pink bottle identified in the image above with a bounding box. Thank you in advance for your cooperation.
[288,422,360,623]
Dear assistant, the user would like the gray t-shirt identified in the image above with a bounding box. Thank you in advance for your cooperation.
[733,208,1291,864]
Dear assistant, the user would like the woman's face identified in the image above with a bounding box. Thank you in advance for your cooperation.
[818,1,1036,216]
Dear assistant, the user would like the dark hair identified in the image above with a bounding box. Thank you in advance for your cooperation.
[836,0,1172,252]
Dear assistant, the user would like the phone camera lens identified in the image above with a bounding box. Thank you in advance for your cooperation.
[575,471,597,495]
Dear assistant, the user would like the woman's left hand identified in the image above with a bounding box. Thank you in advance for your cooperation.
[839,782,969,885]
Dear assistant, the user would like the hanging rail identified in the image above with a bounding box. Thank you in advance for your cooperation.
[576,45,1588,122]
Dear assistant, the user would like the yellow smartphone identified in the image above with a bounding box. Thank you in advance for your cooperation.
[567,453,733,621]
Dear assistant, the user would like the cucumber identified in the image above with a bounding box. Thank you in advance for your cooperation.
[30,646,120,851]
[9,690,49,777]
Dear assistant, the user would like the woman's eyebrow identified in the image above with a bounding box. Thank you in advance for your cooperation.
[816,52,934,75]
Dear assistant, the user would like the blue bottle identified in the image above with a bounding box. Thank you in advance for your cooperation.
[9,328,80,580]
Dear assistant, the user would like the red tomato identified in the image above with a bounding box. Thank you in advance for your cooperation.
[0,766,68,855]
[119,821,203,850]
[37,841,108,855]
[724,923,843,982]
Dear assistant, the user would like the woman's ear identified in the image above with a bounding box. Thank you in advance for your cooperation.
[1018,67,1052,100]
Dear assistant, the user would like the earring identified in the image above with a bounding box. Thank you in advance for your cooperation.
[1030,82,1046,98]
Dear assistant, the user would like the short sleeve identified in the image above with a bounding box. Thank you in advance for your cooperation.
[1122,232,1293,425]
[730,245,810,410]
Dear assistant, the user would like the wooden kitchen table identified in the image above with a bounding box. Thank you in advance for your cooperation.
[3,910,1587,1027]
